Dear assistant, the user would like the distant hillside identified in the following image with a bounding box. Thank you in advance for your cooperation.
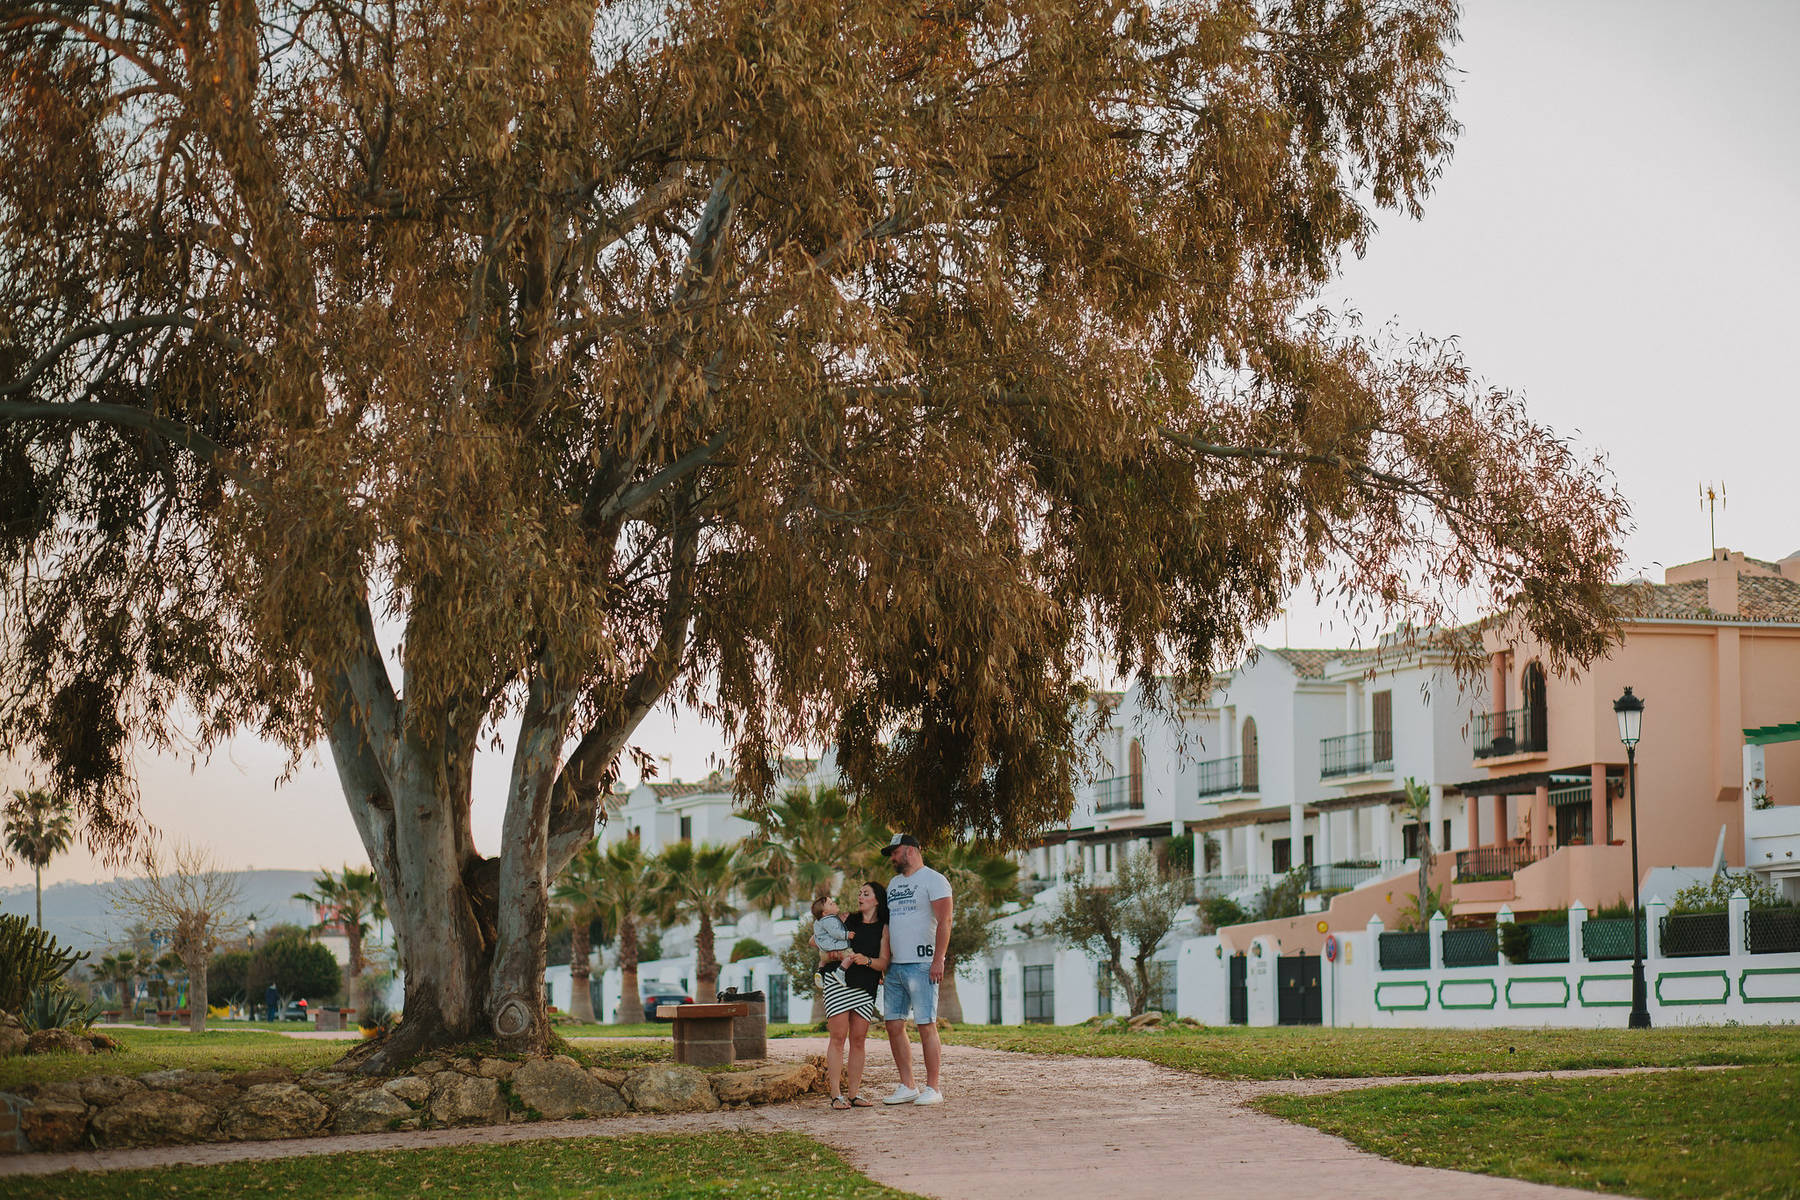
[0,870,324,956]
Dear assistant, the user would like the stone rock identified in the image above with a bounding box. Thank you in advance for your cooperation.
[233,1066,297,1087]
[621,1064,720,1114]
[25,1028,93,1056]
[426,1072,505,1127]
[218,1082,330,1141]
[141,1068,222,1090]
[86,1031,122,1052]
[411,1058,448,1075]
[29,1080,84,1103]
[382,1075,432,1105]
[298,1071,352,1093]
[804,1055,831,1093]
[91,1090,217,1147]
[1127,1011,1163,1030]
[21,1094,90,1151]
[587,1067,629,1089]
[472,1057,516,1080]
[0,1018,29,1057]
[709,1062,820,1106]
[178,1083,244,1109]
[511,1058,626,1120]
[79,1075,145,1106]
[332,1087,418,1134]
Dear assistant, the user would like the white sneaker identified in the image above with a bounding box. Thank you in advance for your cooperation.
[912,1086,944,1106]
[883,1084,920,1105]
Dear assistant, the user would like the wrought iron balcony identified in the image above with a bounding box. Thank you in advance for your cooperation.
[1093,774,1142,814]
[1453,842,1548,881]
[1472,706,1547,758]
[1195,755,1258,798]
[1319,729,1393,779]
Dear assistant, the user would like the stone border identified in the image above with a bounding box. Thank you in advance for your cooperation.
[1,1053,826,1155]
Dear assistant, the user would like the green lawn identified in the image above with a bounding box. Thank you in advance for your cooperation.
[0,1028,673,1092]
[946,1023,1800,1080]
[1256,1065,1800,1200]
[8,1132,920,1200]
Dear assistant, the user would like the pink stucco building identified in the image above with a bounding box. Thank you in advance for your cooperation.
[1454,548,1800,916]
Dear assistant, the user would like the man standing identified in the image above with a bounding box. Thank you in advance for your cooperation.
[881,833,953,1105]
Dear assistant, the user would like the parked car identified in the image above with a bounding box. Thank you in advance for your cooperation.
[642,991,694,1021]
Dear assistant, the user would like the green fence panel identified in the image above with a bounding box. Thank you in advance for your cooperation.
[1527,922,1570,963]
[1660,912,1730,958]
[1441,927,1498,968]
[1581,917,1645,961]
[1378,931,1430,970]
[1747,909,1800,955]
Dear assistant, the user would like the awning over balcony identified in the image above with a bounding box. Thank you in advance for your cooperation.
[1185,807,1318,833]
[1745,721,1800,745]
[1451,767,1620,796]
[1310,785,1462,812]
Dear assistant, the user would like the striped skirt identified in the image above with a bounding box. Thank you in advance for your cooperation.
[818,971,879,1021]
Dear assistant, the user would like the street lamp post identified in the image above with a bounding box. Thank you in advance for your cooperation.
[1613,686,1651,1030]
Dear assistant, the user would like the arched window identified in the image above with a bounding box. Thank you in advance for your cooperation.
[1521,662,1547,752]
[1242,718,1259,789]
[1128,739,1144,809]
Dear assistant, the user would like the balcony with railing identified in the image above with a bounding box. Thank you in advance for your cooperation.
[1093,774,1142,814]
[1472,706,1547,759]
[1195,755,1258,798]
[1319,729,1393,779]
[1453,842,1549,881]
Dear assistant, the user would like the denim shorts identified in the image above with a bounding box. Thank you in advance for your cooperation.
[883,961,938,1025]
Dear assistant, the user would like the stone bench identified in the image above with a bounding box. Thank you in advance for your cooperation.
[313,1008,356,1033]
[658,1002,748,1067]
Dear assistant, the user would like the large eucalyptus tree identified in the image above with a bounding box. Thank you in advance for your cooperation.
[0,0,1625,1063]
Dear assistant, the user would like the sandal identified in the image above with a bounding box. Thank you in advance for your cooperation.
[830,1096,852,1110]
[849,1095,875,1107]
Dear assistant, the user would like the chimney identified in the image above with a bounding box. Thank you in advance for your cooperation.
[1707,548,1739,616]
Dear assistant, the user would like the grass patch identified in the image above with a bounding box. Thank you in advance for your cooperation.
[946,1023,1800,1080]
[0,1029,346,1091]
[1255,1065,1800,1199]
[8,1132,920,1200]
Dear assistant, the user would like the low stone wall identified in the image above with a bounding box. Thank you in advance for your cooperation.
[1,1053,825,1155]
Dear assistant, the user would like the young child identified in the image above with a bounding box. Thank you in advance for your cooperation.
[810,895,850,988]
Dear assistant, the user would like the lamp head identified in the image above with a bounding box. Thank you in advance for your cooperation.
[1613,686,1644,747]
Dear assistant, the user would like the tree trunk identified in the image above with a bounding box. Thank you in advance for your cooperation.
[35,865,43,928]
[569,918,596,1023]
[936,959,963,1025]
[346,924,364,1014]
[695,911,718,1003]
[615,919,645,1025]
[187,955,208,1033]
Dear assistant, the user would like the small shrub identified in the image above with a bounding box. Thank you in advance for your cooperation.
[729,937,771,963]
[1497,922,1531,964]
[1670,870,1788,916]
[1199,896,1252,932]
[21,982,100,1031]
[1591,898,1635,920]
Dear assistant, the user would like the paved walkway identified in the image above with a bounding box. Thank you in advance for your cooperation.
[4,1038,1654,1198]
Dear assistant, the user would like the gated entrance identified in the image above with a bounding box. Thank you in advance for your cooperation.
[1277,954,1321,1025]
[1228,953,1248,1025]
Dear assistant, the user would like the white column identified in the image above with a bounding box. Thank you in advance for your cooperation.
[1319,810,1334,865]
[1289,800,1305,869]
[1344,683,1361,734]
[1346,807,1362,860]
[1428,784,1445,852]
[1744,743,1768,866]
[1223,706,1238,757]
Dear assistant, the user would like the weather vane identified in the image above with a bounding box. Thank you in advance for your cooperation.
[1700,482,1726,554]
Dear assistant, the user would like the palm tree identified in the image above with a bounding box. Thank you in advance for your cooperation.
[551,841,607,1022]
[4,788,75,927]
[655,841,746,1003]
[592,840,662,1024]
[98,951,139,1009]
[293,866,387,1011]
[930,843,1021,1024]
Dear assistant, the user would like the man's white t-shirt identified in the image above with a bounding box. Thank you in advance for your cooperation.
[886,865,953,964]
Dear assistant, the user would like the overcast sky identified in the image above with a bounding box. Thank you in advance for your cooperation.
[6,1,1797,887]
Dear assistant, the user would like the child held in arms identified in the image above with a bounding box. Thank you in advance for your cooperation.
[811,894,850,987]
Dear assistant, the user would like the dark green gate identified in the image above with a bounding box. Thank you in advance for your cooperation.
[1228,953,1248,1025]
[1277,954,1322,1025]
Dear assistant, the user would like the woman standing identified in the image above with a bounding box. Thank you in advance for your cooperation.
[820,880,890,1108]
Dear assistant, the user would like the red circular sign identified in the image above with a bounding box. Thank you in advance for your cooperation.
[1323,934,1339,962]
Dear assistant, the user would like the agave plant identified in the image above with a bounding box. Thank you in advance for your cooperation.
[21,983,100,1032]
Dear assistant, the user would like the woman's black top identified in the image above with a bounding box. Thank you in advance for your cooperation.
[840,914,886,994]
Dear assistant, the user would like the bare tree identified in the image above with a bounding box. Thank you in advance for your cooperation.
[1049,847,1189,1016]
[109,843,245,1032]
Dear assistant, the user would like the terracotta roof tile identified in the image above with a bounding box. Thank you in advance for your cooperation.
[1615,575,1800,624]
[1264,647,1342,678]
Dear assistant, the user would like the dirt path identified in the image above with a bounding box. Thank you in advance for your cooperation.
[4,1038,1658,1198]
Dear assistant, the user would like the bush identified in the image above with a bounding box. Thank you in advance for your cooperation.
[0,913,86,1012]
[1591,898,1635,920]
[729,937,771,963]
[1670,870,1788,916]
[248,932,342,1001]
[21,982,100,1031]
[1254,867,1312,922]
[208,949,251,1007]
[778,922,820,1001]
[1199,896,1252,932]
[1498,921,1532,964]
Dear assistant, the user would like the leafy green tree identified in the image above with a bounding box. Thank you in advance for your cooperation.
[741,786,887,914]
[0,1,1628,1062]
[1049,847,1188,1016]
[294,866,387,1011]
[729,937,770,963]
[3,788,74,927]
[655,842,747,1003]
[208,948,252,1008]
[1399,776,1436,931]
[249,930,343,1005]
[95,951,139,1009]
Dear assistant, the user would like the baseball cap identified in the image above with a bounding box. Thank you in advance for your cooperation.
[883,833,921,855]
